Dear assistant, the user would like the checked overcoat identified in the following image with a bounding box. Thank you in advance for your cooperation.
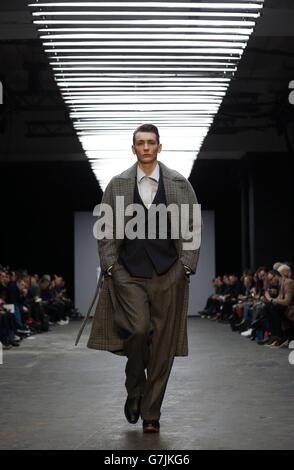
[82,160,202,356]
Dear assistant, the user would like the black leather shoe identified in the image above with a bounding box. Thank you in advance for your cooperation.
[143,420,160,433]
[124,396,141,424]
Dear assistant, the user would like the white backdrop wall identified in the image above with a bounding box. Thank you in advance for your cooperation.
[74,210,215,316]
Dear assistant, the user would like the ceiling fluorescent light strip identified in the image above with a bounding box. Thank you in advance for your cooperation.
[32,11,261,18]
[42,28,254,34]
[44,48,246,54]
[34,19,258,26]
[41,34,250,40]
[29,0,264,188]
[29,3,263,11]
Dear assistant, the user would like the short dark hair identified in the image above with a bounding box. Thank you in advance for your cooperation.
[268,269,281,277]
[256,266,268,273]
[133,123,160,145]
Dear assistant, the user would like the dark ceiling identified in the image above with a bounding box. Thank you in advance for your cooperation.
[0,0,294,168]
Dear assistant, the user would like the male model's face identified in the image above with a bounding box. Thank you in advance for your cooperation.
[132,131,162,166]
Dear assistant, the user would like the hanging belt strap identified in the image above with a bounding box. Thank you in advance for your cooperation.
[75,269,103,346]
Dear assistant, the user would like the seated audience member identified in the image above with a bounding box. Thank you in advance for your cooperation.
[195,259,294,353]
[198,276,225,318]
[0,271,21,348]
[0,264,83,352]
[267,270,281,299]
[0,299,21,348]
[213,274,244,322]
[0,269,8,300]
[40,276,68,325]
[241,270,281,341]
[52,274,83,321]
[26,275,50,332]
[238,267,269,335]
[208,274,231,321]
[27,275,41,299]
[262,264,294,348]
[6,275,32,335]
[229,274,255,331]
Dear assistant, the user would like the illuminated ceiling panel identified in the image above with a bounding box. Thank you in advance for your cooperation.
[29,0,265,189]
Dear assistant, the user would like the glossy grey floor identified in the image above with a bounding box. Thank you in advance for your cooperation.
[0,318,294,450]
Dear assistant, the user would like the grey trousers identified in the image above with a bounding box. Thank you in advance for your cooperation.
[110,258,187,421]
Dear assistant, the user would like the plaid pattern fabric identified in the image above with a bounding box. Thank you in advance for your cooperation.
[86,161,202,357]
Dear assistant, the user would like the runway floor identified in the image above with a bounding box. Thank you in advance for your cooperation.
[0,317,294,450]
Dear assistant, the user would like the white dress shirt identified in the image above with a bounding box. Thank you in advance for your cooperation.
[136,163,160,209]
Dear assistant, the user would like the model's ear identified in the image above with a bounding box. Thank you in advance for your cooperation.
[158,143,162,153]
[131,145,136,155]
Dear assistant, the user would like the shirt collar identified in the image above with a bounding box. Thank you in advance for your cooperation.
[137,162,160,183]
